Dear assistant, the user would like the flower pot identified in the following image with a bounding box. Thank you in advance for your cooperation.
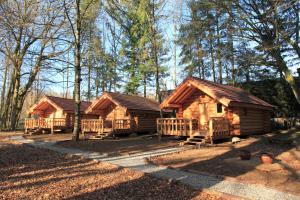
[260,153,273,164]
[240,150,251,160]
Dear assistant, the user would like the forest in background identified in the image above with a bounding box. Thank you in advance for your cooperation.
[0,0,299,135]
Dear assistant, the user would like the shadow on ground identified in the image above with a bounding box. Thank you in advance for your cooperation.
[151,129,300,195]
[0,140,223,200]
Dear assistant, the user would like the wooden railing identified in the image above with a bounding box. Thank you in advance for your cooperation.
[81,118,133,134]
[209,117,230,140]
[113,119,132,130]
[157,118,198,136]
[25,118,67,129]
[81,119,104,134]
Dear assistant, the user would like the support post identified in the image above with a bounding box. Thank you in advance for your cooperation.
[157,119,161,142]
[189,119,192,136]
[209,118,213,144]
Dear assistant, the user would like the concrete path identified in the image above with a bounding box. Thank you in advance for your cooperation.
[10,136,300,200]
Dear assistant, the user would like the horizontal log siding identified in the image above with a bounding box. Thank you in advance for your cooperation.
[239,108,270,135]
[131,112,160,132]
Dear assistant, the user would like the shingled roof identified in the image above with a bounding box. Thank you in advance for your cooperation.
[46,96,92,113]
[86,92,161,113]
[161,77,273,109]
[29,96,92,114]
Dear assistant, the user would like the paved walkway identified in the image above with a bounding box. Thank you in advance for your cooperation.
[10,136,300,200]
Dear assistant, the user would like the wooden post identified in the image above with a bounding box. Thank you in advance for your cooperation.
[157,119,161,142]
[51,119,54,134]
[189,119,192,136]
[209,118,213,144]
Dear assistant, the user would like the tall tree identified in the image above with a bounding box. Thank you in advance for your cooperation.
[0,0,67,130]
[64,0,98,141]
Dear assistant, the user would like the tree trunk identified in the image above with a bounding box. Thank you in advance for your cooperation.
[209,30,216,82]
[228,0,235,85]
[143,73,147,98]
[173,19,177,88]
[216,9,222,84]
[0,57,9,130]
[10,64,21,130]
[87,28,92,101]
[73,0,82,141]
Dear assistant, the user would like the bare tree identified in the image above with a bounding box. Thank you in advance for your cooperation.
[64,0,98,141]
[0,0,68,130]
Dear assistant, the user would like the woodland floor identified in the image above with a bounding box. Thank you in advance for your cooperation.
[0,138,230,200]
[149,129,300,196]
[57,134,181,156]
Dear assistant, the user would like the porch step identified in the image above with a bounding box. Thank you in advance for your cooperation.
[25,128,43,135]
[192,130,208,136]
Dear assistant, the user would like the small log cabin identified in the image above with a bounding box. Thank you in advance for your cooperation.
[82,92,163,137]
[157,77,273,144]
[25,96,92,134]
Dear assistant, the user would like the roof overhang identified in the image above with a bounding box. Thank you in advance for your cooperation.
[85,93,126,114]
[160,78,230,109]
[160,77,273,110]
[28,96,62,114]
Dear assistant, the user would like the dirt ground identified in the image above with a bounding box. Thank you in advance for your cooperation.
[58,135,181,156]
[150,129,300,196]
[24,133,74,142]
[0,139,231,200]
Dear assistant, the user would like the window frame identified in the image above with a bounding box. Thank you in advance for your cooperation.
[216,103,223,113]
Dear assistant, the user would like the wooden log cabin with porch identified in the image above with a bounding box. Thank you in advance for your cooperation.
[82,92,164,138]
[157,77,273,144]
[25,96,93,134]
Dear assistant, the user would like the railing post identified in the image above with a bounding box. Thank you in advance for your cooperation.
[51,119,54,134]
[189,119,192,136]
[157,119,161,142]
[209,118,213,144]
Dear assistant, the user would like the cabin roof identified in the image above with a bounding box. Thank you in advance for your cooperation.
[86,92,161,113]
[28,95,92,114]
[161,77,273,110]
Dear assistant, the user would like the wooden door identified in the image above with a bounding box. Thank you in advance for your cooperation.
[199,103,208,130]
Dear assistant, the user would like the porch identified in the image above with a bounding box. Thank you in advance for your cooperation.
[24,118,68,134]
[157,117,230,143]
[81,118,134,137]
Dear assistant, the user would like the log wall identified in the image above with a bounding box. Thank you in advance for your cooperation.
[130,111,160,132]
[239,108,271,135]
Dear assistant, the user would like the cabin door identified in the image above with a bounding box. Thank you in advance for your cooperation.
[199,103,208,130]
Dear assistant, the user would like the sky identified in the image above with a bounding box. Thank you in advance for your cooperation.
[38,0,299,100]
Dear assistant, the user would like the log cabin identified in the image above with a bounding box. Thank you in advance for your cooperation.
[25,95,92,134]
[157,77,273,144]
[82,92,164,138]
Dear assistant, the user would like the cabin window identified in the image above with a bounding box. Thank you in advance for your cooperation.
[243,108,248,116]
[216,103,222,113]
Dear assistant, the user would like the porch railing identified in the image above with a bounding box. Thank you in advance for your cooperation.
[208,117,230,139]
[157,117,230,140]
[81,118,133,134]
[81,119,104,134]
[157,118,198,136]
[24,118,67,133]
[113,119,132,130]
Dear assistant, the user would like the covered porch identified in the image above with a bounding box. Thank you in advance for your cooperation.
[81,118,134,136]
[24,118,68,134]
[157,117,230,142]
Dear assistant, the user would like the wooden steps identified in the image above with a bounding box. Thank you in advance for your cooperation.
[25,128,43,135]
[181,131,211,147]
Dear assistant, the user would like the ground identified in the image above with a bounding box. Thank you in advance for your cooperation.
[0,136,227,200]
[25,133,181,156]
[149,129,300,196]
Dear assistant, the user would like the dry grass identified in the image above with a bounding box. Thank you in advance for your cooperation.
[150,130,300,196]
[0,140,231,200]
